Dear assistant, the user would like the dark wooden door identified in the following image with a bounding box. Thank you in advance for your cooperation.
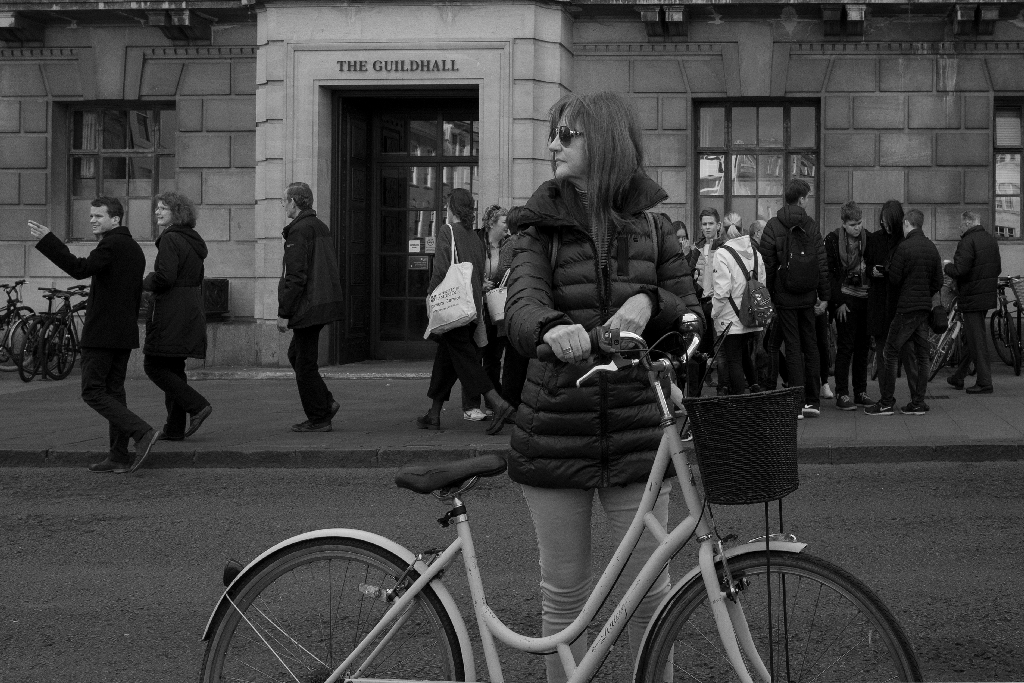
[333,100,372,363]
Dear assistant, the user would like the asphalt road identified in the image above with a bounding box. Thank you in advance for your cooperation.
[2,463,1022,682]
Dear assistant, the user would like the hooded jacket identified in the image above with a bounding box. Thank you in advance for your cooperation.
[943,225,1001,312]
[864,227,903,337]
[278,209,344,329]
[143,225,208,358]
[504,175,703,490]
[759,204,829,309]
[711,235,767,336]
[35,226,145,350]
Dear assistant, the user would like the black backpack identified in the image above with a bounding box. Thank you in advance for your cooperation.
[722,245,775,328]
[780,230,820,294]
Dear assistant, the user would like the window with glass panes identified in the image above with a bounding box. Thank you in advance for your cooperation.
[995,104,1022,240]
[377,111,478,343]
[69,105,175,240]
[695,103,818,226]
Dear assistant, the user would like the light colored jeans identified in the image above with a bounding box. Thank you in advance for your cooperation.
[521,481,672,683]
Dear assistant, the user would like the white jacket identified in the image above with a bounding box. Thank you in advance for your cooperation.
[711,235,767,336]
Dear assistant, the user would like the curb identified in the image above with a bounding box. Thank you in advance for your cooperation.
[3,443,1022,468]
[187,369,432,381]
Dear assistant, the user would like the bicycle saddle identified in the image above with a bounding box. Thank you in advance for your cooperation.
[395,454,507,494]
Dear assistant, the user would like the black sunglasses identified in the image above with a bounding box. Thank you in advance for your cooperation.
[548,125,584,146]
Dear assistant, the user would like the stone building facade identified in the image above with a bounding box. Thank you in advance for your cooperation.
[1,0,1022,365]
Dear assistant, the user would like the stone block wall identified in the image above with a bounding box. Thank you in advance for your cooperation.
[0,24,261,362]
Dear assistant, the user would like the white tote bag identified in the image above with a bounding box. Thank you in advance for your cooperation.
[424,224,478,339]
[484,270,511,324]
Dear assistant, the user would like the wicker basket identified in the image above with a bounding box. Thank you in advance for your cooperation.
[681,387,801,505]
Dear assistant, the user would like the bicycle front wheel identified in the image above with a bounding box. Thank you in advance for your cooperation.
[1006,311,1021,376]
[0,306,33,371]
[990,310,1014,367]
[928,323,958,381]
[44,320,78,380]
[200,537,465,683]
[635,551,922,683]
[16,316,44,382]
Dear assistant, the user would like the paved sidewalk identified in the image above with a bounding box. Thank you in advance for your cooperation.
[1,359,1022,468]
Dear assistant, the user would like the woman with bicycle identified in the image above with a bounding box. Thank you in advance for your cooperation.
[505,91,704,683]
[142,192,213,450]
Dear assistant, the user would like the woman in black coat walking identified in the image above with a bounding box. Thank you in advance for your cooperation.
[144,192,212,441]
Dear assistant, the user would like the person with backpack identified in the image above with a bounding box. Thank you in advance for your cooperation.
[759,179,830,418]
[712,225,772,394]
[825,200,873,410]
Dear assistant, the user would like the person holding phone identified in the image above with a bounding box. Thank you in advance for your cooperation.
[864,200,905,376]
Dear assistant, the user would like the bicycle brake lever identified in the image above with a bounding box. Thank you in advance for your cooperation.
[576,356,635,388]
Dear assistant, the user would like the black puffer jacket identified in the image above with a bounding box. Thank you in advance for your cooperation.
[864,228,902,337]
[888,229,943,314]
[278,210,344,329]
[759,205,829,309]
[505,176,703,490]
[943,225,1001,312]
[143,225,208,358]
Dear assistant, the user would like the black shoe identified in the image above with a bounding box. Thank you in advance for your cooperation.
[184,405,213,438]
[864,401,895,416]
[328,400,341,421]
[415,413,441,430]
[291,420,332,432]
[966,385,993,394]
[946,376,964,390]
[157,430,184,441]
[88,457,131,474]
[854,392,874,406]
[486,403,516,436]
[900,402,928,415]
[128,429,160,473]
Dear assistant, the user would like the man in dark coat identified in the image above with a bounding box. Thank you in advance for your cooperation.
[865,208,943,416]
[759,179,830,418]
[943,210,1002,393]
[29,198,159,473]
[277,182,345,432]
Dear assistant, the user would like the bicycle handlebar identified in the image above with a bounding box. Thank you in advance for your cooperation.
[537,326,616,363]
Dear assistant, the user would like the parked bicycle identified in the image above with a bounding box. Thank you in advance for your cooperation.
[0,279,34,372]
[990,275,1022,376]
[14,286,88,382]
[199,325,922,683]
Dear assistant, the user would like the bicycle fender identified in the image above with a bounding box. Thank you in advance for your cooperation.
[632,539,806,681]
[199,528,477,681]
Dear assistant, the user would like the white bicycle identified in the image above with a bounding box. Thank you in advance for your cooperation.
[199,323,922,682]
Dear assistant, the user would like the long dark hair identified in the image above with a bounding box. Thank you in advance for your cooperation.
[547,92,646,256]
[447,188,475,228]
[879,199,905,250]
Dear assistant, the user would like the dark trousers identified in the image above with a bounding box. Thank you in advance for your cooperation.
[777,307,821,409]
[81,348,152,462]
[834,297,870,397]
[765,319,787,389]
[144,354,210,436]
[815,311,831,383]
[464,318,504,410]
[951,310,992,389]
[501,343,530,408]
[722,332,757,394]
[429,324,496,402]
[878,312,930,406]
[287,324,335,422]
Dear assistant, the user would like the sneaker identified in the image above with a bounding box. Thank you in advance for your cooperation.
[820,383,835,399]
[864,401,895,416]
[128,428,160,473]
[802,404,821,418]
[835,395,856,411]
[291,420,332,432]
[88,457,131,474]
[463,408,487,421]
[796,412,804,420]
[946,376,964,390]
[900,402,928,415]
[854,392,873,406]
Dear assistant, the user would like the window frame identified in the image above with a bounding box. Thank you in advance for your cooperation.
[693,99,820,225]
[993,100,1022,241]
[66,102,176,241]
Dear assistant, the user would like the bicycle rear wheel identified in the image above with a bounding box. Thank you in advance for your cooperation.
[1007,311,1021,376]
[42,319,78,380]
[200,537,465,683]
[16,316,45,382]
[990,310,1014,367]
[0,306,33,371]
[928,322,958,381]
[635,551,922,683]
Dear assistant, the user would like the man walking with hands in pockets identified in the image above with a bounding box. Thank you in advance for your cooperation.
[29,198,159,473]
[277,182,345,432]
